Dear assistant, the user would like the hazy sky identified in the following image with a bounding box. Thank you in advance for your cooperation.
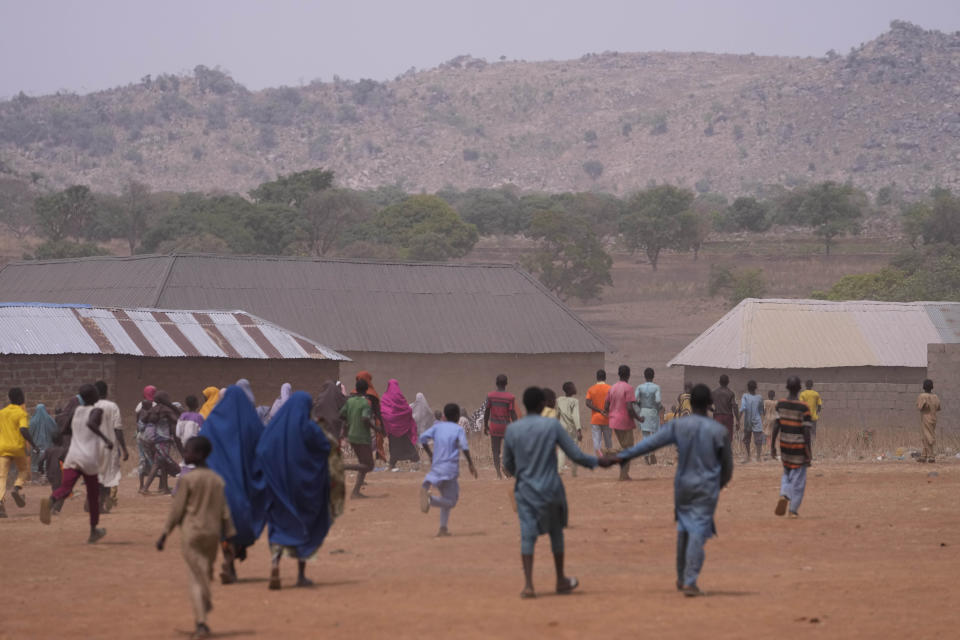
[1,0,958,98]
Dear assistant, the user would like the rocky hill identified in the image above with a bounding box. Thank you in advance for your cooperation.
[1,21,958,197]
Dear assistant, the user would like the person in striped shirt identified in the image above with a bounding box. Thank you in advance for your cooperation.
[770,377,813,518]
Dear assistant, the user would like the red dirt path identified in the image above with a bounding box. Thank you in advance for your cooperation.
[4,460,958,639]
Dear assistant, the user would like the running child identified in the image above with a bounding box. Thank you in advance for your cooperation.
[157,436,235,640]
[0,387,37,518]
[503,387,598,599]
[599,384,733,596]
[40,384,114,543]
[419,403,478,536]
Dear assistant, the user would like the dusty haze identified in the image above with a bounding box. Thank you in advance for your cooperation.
[2,0,959,98]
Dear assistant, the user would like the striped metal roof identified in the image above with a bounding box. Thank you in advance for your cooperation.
[668,298,960,369]
[0,254,611,354]
[0,303,348,361]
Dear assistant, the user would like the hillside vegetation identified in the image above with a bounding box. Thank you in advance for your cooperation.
[1,21,958,197]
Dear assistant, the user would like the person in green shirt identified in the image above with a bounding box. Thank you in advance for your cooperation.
[341,378,380,498]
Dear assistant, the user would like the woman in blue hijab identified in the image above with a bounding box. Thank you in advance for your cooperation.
[255,391,332,590]
[203,385,267,584]
[29,404,57,474]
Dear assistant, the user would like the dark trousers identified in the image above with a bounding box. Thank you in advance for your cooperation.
[52,468,99,527]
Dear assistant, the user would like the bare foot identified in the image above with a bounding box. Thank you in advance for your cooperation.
[520,587,536,599]
[436,527,451,537]
[296,576,314,588]
[351,492,368,499]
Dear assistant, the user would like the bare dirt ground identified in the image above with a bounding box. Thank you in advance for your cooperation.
[4,458,957,640]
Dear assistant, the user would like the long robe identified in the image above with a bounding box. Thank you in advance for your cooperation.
[255,391,332,559]
[28,404,56,473]
[617,414,733,537]
[503,415,598,535]
[203,386,267,550]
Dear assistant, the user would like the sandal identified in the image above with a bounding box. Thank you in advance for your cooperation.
[775,495,789,516]
[557,576,579,594]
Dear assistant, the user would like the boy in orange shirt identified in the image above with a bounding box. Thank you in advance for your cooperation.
[584,370,612,456]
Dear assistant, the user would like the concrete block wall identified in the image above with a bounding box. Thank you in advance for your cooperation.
[926,344,958,431]
[681,366,926,429]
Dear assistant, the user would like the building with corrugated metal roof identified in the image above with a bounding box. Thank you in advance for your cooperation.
[0,303,346,416]
[0,254,610,417]
[668,298,960,428]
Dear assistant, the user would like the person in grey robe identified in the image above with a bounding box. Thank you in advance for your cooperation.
[601,383,733,597]
[503,386,598,599]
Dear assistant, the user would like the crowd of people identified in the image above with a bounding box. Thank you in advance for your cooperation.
[0,366,944,638]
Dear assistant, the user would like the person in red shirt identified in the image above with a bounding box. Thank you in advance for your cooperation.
[484,374,517,480]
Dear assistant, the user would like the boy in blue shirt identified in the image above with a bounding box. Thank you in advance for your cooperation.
[419,403,478,537]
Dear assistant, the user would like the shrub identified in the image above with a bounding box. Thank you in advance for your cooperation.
[29,240,111,260]
[582,161,604,180]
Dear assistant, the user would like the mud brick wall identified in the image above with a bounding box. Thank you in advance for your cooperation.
[0,354,116,413]
[0,354,340,433]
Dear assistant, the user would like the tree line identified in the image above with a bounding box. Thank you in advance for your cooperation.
[816,189,960,302]
[0,165,901,302]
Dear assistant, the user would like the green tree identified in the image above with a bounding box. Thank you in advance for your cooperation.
[522,210,613,301]
[795,182,863,255]
[552,192,623,238]
[118,180,156,253]
[620,184,695,270]
[373,195,478,260]
[0,176,36,239]
[687,195,723,259]
[919,189,960,246]
[35,185,95,242]
[901,201,930,248]
[439,187,526,236]
[708,264,766,306]
[724,196,771,232]
[250,169,334,208]
[300,188,373,256]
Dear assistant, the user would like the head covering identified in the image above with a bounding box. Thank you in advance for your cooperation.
[236,379,255,405]
[356,371,378,398]
[380,379,418,446]
[255,391,332,559]
[270,383,292,418]
[204,386,267,549]
[315,381,346,438]
[143,385,157,402]
[199,386,220,419]
[29,404,56,451]
[410,393,434,435]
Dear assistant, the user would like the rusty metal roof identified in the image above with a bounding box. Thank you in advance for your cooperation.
[0,255,611,354]
[0,303,348,360]
[668,298,960,369]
